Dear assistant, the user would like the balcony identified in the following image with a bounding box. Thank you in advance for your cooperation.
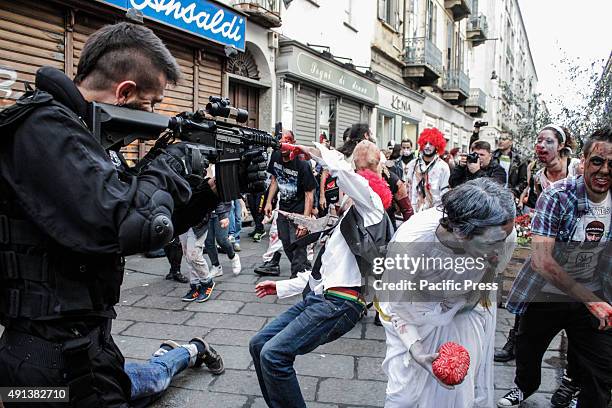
[441,69,470,104]
[444,0,471,22]
[232,0,281,28]
[467,14,488,47]
[464,88,487,116]
[403,37,444,86]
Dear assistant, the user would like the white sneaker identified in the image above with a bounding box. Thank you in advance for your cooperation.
[210,265,223,278]
[228,235,236,244]
[497,387,524,407]
[231,254,242,275]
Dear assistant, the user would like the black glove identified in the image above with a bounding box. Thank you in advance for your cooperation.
[162,142,211,179]
[171,177,219,236]
[239,148,268,193]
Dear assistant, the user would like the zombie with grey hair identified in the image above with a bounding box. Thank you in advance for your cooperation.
[377,178,516,407]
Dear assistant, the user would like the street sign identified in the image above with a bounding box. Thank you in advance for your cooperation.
[95,0,246,51]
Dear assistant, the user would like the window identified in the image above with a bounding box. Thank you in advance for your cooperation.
[379,0,399,30]
[425,0,437,42]
[281,82,294,131]
[377,113,394,148]
[345,0,353,25]
[318,93,337,144]
[407,0,419,38]
[446,19,453,71]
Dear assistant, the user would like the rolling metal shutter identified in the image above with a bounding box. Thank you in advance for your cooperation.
[156,43,195,116]
[337,98,362,136]
[294,84,317,145]
[198,53,223,107]
[0,0,64,108]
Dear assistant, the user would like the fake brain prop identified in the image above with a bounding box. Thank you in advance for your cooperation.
[432,342,470,385]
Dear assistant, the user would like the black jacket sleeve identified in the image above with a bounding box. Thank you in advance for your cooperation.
[488,164,508,185]
[449,165,469,187]
[511,160,528,199]
[0,105,192,255]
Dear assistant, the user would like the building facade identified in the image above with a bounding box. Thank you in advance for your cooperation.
[466,0,539,147]
[274,0,378,146]
[0,0,539,154]
[0,0,246,162]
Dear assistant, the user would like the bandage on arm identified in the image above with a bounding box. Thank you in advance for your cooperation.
[391,315,421,364]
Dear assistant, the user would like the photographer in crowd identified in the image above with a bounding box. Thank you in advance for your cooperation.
[0,23,243,406]
[449,140,507,187]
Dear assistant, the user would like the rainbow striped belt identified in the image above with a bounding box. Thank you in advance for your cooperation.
[324,287,367,308]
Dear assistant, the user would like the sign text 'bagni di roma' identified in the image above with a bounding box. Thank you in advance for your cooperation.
[97,0,246,50]
[296,52,376,101]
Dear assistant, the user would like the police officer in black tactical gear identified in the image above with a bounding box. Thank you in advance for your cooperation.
[0,22,259,407]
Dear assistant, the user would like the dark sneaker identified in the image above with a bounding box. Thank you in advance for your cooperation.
[166,271,189,284]
[497,387,524,407]
[494,329,516,362]
[144,248,166,258]
[182,284,201,302]
[374,312,383,326]
[254,260,280,276]
[551,375,580,408]
[196,281,215,303]
[247,230,257,238]
[252,231,267,242]
[190,337,225,374]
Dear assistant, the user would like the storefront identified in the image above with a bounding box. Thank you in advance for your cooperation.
[224,25,277,132]
[0,0,244,161]
[275,40,378,146]
[374,76,424,148]
[422,92,474,152]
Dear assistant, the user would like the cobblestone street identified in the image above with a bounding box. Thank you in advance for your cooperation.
[109,232,567,408]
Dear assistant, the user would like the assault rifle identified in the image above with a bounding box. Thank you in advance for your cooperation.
[90,96,279,201]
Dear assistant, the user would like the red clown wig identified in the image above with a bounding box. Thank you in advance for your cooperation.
[356,169,393,210]
[417,128,447,157]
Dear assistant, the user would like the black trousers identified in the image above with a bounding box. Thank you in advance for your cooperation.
[164,236,182,273]
[512,314,581,382]
[247,192,265,233]
[276,213,311,278]
[0,326,132,408]
[514,302,612,407]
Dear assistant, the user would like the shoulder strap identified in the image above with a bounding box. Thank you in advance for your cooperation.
[0,89,55,134]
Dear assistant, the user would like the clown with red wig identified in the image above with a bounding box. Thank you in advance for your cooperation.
[405,128,451,212]
[249,140,394,408]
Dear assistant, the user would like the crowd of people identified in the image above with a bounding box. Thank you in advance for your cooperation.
[0,21,609,408]
[161,117,611,408]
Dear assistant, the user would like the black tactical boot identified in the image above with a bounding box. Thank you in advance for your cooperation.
[254,260,280,276]
[494,329,516,362]
[165,270,189,283]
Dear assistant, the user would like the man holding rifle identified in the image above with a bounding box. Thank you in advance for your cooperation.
[0,22,268,407]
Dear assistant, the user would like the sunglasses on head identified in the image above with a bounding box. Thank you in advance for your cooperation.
[588,156,612,168]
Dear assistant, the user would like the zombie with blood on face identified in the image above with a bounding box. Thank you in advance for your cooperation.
[523,124,580,210]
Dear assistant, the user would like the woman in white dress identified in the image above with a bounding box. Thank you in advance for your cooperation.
[378,178,517,408]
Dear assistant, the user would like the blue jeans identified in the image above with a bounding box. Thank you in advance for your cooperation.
[228,199,242,243]
[249,292,363,408]
[205,216,235,266]
[126,347,190,405]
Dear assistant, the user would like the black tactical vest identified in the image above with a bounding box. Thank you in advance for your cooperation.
[0,90,124,323]
[339,206,394,282]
